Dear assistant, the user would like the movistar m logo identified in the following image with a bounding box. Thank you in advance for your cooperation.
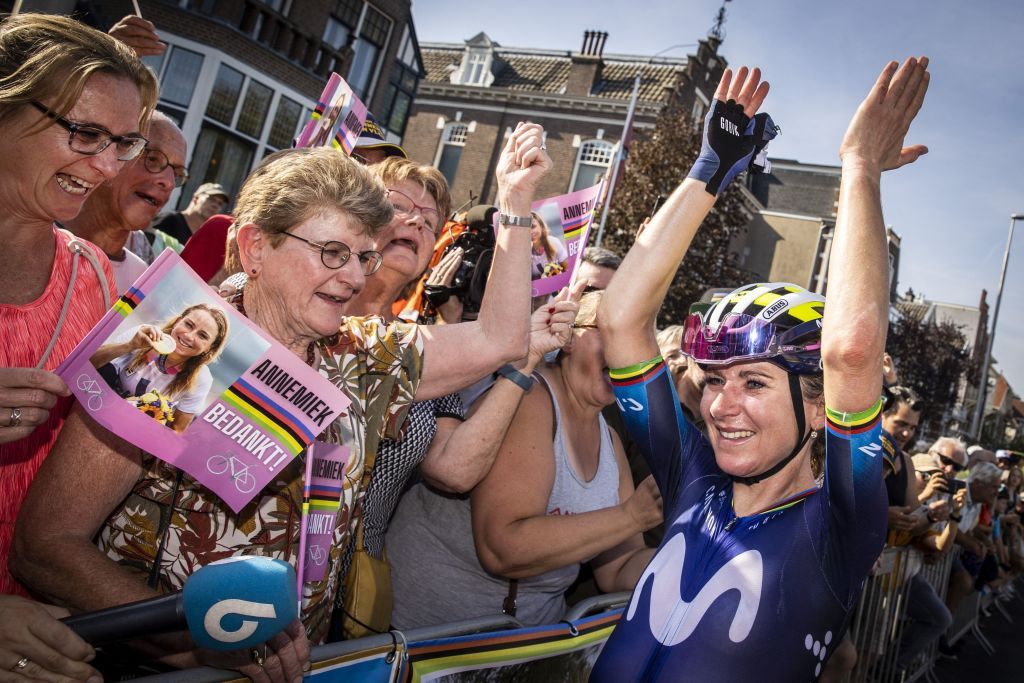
[627,532,762,645]
[203,599,277,643]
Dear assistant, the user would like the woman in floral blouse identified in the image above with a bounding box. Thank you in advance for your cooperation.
[14,124,551,682]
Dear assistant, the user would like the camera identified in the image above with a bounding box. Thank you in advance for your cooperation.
[948,478,967,493]
[422,205,496,322]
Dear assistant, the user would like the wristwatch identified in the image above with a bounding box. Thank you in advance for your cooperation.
[950,514,962,522]
[498,213,532,227]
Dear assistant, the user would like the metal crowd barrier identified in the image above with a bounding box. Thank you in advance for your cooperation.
[842,545,963,683]
[137,593,631,682]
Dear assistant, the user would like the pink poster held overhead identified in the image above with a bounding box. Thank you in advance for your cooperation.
[294,72,368,155]
[505,181,604,298]
[56,250,350,513]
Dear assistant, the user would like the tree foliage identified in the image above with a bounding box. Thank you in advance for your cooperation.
[595,95,752,326]
[887,303,971,435]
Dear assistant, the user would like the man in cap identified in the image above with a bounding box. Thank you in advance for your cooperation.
[150,182,230,246]
[352,113,407,165]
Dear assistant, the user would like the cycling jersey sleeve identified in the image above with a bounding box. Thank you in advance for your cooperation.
[821,398,888,602]
[609,357,714,506]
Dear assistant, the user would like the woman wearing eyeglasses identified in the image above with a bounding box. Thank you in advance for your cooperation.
[0,13,156,600]
[16,127,551,680]
[328,157,580,638]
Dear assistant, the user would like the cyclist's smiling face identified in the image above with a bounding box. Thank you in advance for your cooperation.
[701,360,825,480]
[170,309,219,358]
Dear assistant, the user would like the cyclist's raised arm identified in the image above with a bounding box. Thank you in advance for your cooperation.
[12,404,154,612]
[823,58,929,413]
[599,67,771,369]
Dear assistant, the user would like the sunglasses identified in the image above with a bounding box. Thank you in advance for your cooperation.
[932,452,966,473]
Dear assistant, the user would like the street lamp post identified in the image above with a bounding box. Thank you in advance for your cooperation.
[970,213,1023,439]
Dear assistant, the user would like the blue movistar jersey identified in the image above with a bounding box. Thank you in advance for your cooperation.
[592,358,887,682]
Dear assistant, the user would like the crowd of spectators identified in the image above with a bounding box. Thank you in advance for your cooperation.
[0,9,1012,683]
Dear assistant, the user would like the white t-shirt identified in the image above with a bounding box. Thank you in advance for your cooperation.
[109,248,149,294]
[530,236,568,277]
[106,326,213,415]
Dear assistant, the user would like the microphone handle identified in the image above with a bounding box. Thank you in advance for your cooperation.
[61,593,186,647]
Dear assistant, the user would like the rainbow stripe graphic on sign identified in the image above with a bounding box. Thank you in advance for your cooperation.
[112,286,145,318]
[221,377,314,457]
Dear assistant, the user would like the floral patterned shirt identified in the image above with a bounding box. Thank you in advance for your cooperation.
[96,316,423,644]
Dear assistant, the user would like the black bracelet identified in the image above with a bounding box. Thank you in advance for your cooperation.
[496,364,533,392]
[950,514,962,522]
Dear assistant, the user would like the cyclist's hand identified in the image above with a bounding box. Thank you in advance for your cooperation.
[624,475,663,533]
[130,324,163,349]
[0,367,69,444]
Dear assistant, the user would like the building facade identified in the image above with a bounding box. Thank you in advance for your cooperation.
[24,0,426,208]
[403,31,726,212]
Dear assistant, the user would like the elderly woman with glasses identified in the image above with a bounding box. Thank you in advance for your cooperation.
[15,125,550,681]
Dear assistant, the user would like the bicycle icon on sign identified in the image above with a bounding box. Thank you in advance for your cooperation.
[76,374,104,412]
[206,453,257,494]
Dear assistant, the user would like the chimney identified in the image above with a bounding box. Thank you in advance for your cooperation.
[567,30,607,97]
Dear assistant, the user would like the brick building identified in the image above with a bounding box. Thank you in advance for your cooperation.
[737,159,902,301]
[402,31,727,212]
[14,0,426,207]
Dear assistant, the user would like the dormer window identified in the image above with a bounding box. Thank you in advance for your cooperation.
[464,49,489,85]
[451,32,497,87]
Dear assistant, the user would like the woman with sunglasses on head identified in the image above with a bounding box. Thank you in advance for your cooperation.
[16,125,551,681]
[592,58,930,681]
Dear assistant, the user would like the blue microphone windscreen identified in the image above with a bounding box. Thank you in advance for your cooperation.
[182,556,298,651]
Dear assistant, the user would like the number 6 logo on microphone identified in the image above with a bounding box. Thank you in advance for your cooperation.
[203,599,278,643]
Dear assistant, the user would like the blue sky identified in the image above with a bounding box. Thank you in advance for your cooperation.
[412,0,1024,395]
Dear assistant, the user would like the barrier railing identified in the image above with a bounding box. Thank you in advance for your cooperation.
[137,593,631,682]
[133,544,1009,683]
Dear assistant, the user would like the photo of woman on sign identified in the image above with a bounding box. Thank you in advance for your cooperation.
[90,303,229,432]
[529,208,568,279]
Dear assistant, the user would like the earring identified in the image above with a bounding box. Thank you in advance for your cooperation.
[250,269,257,276]
[811,430,818,439]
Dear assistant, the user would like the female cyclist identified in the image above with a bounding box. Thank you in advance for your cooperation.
[593,58,930,681]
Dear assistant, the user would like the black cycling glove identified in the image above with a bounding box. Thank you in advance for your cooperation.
[688,98,779,195]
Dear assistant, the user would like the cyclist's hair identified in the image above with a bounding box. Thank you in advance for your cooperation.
[125,304,229,399]
[232,147,393,250]
[370,157,452,225]
[800,373,825,478]
[0,13,157,131]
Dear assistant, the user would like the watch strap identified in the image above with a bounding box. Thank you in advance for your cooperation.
[498,213,532,227]
[496,364,533,391]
